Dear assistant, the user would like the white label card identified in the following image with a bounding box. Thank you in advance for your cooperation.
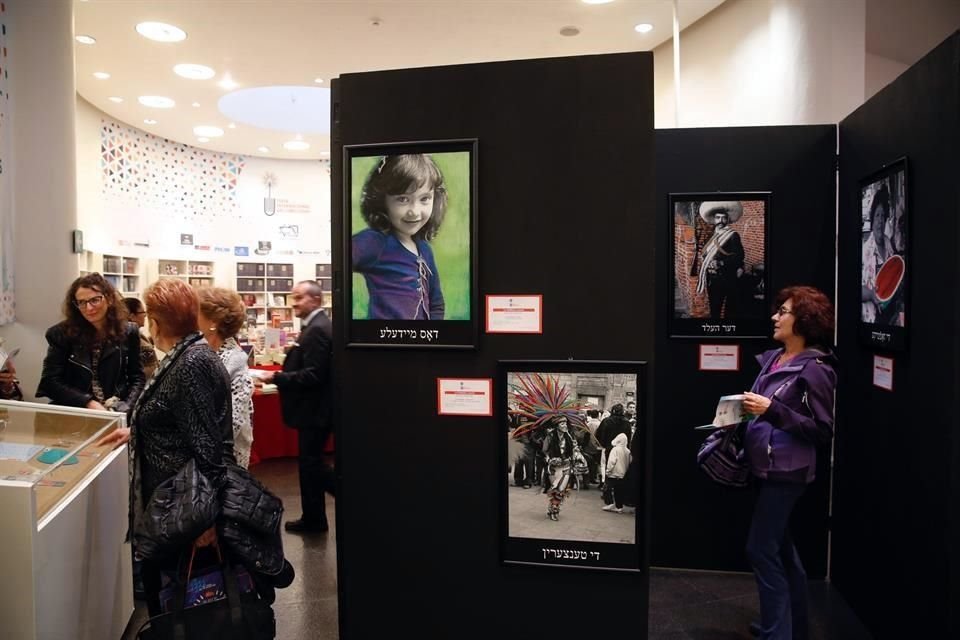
[485,295,542,334]
[699,344,740,371]
[437,378,494,416]
[873,355,894,391]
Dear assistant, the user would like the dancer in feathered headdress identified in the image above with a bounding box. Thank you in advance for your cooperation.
[509,373,595,521]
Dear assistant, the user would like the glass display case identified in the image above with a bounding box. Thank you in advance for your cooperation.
[0,401,133,640]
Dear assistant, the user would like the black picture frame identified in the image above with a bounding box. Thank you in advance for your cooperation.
[343,139,479,348]
[858,157,908,350]
[669,192,772,338]
[498,360,648,573]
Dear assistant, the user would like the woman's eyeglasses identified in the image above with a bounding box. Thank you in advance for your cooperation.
[74,295,105,309]
[774,306,794,316]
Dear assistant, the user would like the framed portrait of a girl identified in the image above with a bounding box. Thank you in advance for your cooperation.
[343,139,478,348]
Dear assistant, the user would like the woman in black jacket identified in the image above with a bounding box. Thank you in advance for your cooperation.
[100,277,233,615]
[37,273,144,412]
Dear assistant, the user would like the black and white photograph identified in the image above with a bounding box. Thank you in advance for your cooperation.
[859,158,908,350]
[343,139,478,348]
[670,192,771,338]
[499,360,646,572]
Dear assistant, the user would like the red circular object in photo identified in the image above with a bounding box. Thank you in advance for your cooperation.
[875,254,904,302]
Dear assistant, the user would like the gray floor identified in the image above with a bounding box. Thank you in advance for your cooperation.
[507,478,636,543]
[122,458,871,639]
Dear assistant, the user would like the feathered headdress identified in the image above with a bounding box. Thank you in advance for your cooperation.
[509,373,590,440]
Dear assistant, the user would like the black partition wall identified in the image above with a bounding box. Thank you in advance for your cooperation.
[330,53,654,639]
[652,126,837,573]
[833,33,960,638]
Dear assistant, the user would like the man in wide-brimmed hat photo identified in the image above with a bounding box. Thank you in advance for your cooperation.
[696,201,745,319]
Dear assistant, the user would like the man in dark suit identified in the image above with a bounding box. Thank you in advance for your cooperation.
[261,280,334,533]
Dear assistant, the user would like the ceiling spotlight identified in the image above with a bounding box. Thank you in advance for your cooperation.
[257,146,270,153]
[197,137,210,143]
[193,125,224,137]
[283,140,310,151]
[217,75,239,90]
[138,95,176,108]
[135,21,187,43]
[314,78,324,84]
[228,122,237,129]
[174,63,216,80]
[108,96,123,103]
[559,26,580,37]
[634,23,654,33]
[143,119,158,125]
[192,102,201,107]
[93,71,111,80]
[76,35,97,45]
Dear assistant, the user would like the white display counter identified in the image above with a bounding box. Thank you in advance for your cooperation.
[0,401,133,640]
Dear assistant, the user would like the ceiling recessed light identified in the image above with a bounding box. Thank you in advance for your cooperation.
[217,75,239,90]
[138,95,176,108]
[559,26,580,37]
[173,63,216,80]
[143,119,157,125]
[283,140,310,151]
[93,71,111,80]
[634,23,654,34]
[257,146,270,153]
[193,125,224,137]
[314,78,324,84]
[197,137,210,143]
[192,102,201,108]
[75,35,96,45]
[108,96,123,103]
[228,122,237,129]
[135,21,187,43]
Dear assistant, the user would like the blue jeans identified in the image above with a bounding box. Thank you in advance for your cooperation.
[746,479,808,640]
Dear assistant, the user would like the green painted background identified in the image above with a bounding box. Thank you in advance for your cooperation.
[350,151,472,320]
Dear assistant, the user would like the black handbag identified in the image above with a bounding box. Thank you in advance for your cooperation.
[696,422,750,488]
[136,543,275,640]
[134,459,220,560]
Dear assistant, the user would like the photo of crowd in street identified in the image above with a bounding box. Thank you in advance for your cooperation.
[500,363,645,572]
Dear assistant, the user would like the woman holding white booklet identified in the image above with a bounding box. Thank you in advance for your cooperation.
[739,286,837,640]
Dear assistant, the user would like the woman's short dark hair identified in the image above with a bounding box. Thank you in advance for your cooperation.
[610,403,624,417]
[775,285,834,348]
[359,154,448,242]
[61,273,128,344]
[870,184,890,228]
[123,297,144,315]
[144,278,199,339]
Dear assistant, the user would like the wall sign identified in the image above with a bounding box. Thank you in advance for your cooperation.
[485,294,542,334]
[872,355,894,391]
[437,378,493,416]
[698,344,740,371]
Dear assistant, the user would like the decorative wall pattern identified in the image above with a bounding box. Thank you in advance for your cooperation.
[0,1,15,324]
[100,119,246,222]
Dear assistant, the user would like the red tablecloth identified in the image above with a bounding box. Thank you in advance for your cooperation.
[249,390,299,466]
[248,364,334,466]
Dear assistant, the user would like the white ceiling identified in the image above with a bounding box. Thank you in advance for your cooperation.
[74,0,726,160]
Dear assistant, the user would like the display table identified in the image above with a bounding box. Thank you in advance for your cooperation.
[251,387,299,465]
[249,365,334,466]
[0,401,133,640]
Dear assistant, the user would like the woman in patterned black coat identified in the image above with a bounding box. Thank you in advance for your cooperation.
[99,278,233,615]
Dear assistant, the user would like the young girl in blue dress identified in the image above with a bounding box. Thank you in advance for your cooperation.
[352,154,448,320]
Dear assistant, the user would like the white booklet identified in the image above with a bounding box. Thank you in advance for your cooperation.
[695,394,751,430]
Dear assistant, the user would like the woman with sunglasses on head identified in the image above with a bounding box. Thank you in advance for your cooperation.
[740,286,838,640]
[37,273,145,412]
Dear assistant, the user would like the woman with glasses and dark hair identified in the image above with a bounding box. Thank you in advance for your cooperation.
[740,285,837,640]
[37,273,145,412]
